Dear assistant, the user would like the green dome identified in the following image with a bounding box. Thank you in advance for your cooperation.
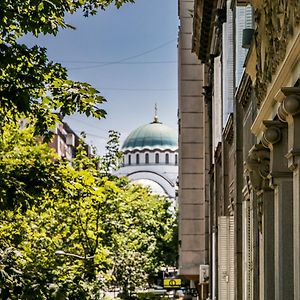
[122,120,178,150]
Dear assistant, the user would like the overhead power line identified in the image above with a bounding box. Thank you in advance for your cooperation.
[98,87,177,91]
[65,116,108,132]
[73,129,107,140]
[68,38,177,70]
[61,60,176,65]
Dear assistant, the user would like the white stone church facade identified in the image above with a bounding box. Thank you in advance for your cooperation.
[117,115,178,200]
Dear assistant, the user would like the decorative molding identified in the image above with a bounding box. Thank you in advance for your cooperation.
[254,0,300,107]
[245,144,270,192]
[123,148,178,155]
[127,170,175,187]
[285,150,300,171]
[261,120,292,182]
[192,0,218,62]
[261,120,286,147]
[280,87,300,116]
[235,72,252,107]
[251,30,300,136]
[278,87,300,168]
[223,113,234,144]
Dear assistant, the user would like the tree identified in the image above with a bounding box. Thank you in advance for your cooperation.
[0,1,178,298]
[0,0,134,136]
[0,120,177,299]
[101,130,123,175]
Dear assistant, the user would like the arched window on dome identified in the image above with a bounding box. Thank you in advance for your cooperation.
[145,153,149,164]
[136,153,140,165]
[128,155,131,165]
[165,153,169,164]
[175,154,178,165]
[155,153,159,164]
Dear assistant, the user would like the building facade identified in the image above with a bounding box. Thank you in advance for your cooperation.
[48,120,88,162]
[178,0,210,298]
[117,115,178,200]
[178,0,300,299]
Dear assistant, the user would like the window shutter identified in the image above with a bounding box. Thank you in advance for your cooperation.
[243,199,253,300]
[246,203,253,299]
[218,216,235,300]
[229,216,235,300]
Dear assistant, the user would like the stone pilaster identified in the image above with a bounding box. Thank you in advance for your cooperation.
[278,87,300,300]
[262,120,293,300]
[259,189,274,300]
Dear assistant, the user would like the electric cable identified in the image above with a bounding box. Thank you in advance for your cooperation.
[68,38,177,70]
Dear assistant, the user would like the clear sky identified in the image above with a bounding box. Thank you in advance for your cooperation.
[19,0,179,154]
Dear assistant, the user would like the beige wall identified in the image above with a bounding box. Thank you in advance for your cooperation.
[178,0,208,279]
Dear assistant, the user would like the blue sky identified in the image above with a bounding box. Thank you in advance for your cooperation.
[20,0,179,153]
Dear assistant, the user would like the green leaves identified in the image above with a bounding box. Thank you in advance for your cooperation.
[0,0,178,298]
[0,120,176,299]
[0,40,106,136]
[50,79,107,119]
[0,0,135,135]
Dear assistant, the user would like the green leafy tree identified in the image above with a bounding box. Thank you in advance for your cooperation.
[0,0,134,136]
[0,1,178,298]
[0,120,177,299]
[101,130,123,175]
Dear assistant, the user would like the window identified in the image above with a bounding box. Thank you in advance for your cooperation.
[128,155,131,165]
[175,154,178,165]
[165,153,169,164]
[155,153,159,164]
[136,153,140,165]
[145,153,149,164]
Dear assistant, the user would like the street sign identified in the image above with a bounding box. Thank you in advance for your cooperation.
[163,278,181,289]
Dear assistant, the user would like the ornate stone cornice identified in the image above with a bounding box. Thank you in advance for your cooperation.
[192,0,218,62]
[254,1,300,107]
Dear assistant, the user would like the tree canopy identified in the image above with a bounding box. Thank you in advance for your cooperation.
[0,0,134,136]
[0,121,177,299]
[0,1,178,298]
